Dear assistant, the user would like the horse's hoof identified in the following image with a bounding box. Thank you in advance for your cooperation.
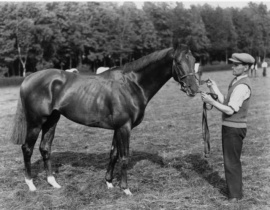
[123,188,132,196]
[106,181,114,189]
[25,178,37,191]
[47,176,61,189]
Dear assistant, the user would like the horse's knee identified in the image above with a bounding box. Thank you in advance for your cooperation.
[39,146,50,160]
[22,144,33,158]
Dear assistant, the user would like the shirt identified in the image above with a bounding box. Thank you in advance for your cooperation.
[227,75,251,112]
[262,62,268,68]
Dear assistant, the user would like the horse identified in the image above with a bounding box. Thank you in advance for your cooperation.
[96,66,110,74]
[10,43,199,195]
[65,68,79,73]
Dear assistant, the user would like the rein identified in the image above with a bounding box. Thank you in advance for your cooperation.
[199,90,218,158]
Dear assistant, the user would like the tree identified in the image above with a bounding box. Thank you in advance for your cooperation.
[143,2,173,49]
[245,3,270,60]
[0,3,17,76]
[168,3,210,63]
[201,5,237,63]
[16,18,34,76]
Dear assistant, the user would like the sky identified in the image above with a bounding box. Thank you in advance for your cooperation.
[3,0,270,9]
[119,0,270,9]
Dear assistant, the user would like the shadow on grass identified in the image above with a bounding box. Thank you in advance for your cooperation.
[31,151,165,172]
[31,151,227,196]
[181,153,228,197]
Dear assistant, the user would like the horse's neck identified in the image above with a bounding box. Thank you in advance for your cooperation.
[130,57,173,102]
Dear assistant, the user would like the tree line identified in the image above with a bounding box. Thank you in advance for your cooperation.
[0,1,269,77]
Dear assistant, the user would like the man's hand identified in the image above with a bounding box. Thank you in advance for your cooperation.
[201,92,215,105]
[206,79,217,89]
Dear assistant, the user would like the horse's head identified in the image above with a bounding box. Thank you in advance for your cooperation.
[172,44,199,97]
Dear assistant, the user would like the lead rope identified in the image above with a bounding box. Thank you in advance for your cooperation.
[202,92,218,158]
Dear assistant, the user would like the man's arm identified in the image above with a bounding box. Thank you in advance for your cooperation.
[201,84,250,115]
[227,84,251,112]
[206,79,225,103]
[201,92,234,115]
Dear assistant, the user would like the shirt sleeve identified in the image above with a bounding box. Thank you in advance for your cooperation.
[228,84,251,112]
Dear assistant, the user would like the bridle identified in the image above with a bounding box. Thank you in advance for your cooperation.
[172,59,198,94]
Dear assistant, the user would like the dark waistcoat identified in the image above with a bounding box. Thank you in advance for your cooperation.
[222,77,251,128]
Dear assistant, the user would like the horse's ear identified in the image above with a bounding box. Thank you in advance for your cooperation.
[180,44,189,52]
[172,37,189,52]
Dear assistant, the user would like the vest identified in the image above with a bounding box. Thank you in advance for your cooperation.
[222,77,251,128]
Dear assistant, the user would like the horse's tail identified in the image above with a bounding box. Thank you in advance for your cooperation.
[10,96,27,145]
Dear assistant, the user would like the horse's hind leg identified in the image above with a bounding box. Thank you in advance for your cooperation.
[116,123,132,195]
[39,111,61,189]
[105,131,119,189]
[22,126,42,191]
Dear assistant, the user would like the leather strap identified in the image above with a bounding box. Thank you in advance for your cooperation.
[202,93,218,158]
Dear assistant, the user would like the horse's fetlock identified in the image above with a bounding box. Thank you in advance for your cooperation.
[120,157,129,169]
[105,173,112,182]
[120,157,129,164]
[120,181,128,190]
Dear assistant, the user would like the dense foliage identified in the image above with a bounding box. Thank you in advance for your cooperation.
[0,2,270,76]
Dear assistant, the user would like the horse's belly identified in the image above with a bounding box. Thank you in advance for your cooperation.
[58,101,114,129]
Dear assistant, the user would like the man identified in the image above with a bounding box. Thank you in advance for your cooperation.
[262,60,268,77]
[250,60,257,77]
[200,53,254,202]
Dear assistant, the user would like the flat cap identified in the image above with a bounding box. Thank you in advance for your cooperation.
[229,53,255,64]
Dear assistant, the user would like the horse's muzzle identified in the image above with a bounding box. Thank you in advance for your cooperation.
[181,85,196,97]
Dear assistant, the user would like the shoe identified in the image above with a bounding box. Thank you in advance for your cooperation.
[228,198,239,203]
[223,198,240,206]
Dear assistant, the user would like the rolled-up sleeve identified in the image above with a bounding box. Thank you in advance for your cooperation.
[228,84,251,112]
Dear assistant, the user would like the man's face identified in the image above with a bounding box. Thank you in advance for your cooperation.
[232,63,248,76]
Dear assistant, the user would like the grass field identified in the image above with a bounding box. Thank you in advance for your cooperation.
[0,69,269,210]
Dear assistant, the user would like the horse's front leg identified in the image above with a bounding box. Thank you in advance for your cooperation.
[105,131,119,189]
[116,123,132,195]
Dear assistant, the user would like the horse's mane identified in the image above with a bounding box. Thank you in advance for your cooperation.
[122,48,172,73]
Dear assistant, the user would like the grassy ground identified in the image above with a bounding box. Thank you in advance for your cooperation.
[0,76,24,87]
[0,69,269,210]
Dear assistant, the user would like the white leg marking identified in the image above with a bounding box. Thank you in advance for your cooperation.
[25,178,37,191]
[106,181,114,189]
[123,188,132,196]
[47,176,61,189]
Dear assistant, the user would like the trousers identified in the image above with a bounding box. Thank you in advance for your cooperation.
[222,125,247,199]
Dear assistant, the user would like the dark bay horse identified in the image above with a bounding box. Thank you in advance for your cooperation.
[10,44,199,195]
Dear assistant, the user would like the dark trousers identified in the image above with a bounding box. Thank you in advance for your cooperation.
[222,125,247,199]
[263,67,267,76]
